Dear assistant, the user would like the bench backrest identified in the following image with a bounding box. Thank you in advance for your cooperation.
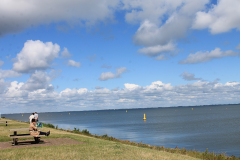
[9,128,29,132]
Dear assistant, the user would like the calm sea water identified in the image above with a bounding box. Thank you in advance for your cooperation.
[3,104,240,157]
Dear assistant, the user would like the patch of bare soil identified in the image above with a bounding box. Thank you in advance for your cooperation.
[0,138,85,150]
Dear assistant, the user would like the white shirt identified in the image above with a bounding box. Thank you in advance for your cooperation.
[29,115,35,123]
[34,114,38,120]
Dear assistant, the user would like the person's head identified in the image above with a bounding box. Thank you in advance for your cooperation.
[32,119,35,122]
[32,113,34,115]
[35,112,37,114]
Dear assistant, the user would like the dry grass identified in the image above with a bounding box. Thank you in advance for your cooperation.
[0,118,200,160]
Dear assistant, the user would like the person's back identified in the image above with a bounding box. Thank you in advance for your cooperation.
[29,113,35,124]
[34,112,38,122]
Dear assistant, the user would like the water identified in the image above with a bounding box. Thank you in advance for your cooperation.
[3,104,240,157]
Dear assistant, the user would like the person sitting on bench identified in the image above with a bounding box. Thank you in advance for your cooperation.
[29,119,50,137]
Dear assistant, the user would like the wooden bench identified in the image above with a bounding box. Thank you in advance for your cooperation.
[9,128,45,145]
[0,121,8,126]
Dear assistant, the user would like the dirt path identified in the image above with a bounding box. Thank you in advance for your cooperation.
[0,138,85,150]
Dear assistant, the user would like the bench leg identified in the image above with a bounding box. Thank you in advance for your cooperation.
[13,138,18,145]
[34,137,40,143]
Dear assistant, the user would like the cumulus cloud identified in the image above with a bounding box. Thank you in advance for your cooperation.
[61,47,71,58]
[1,79,240,113]
[68,60,81,67]
[99,67,127,81]
[99,72,115,81]
[180,71,202,81]
[179,48,239,64]
[101,64,112,69]
[128,0,208,58]
[95,86,103,89]
[192,0,240,34]
[5,81,28,97]
[0,79,10,94]
[137,42,175,57]
[21,70,54,91]
[0,69,22,79]
[116,67,127,78]
[0,0,119,37]
[13,40,60,73]
[236,44,240,50]
[0,60,4,67]
[155,55,168,61]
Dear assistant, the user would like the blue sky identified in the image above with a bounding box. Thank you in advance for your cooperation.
[0,0,240,113]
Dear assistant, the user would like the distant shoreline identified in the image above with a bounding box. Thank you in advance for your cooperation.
[2,103,240,115]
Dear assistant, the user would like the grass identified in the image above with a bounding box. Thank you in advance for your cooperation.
[0,118,238,160]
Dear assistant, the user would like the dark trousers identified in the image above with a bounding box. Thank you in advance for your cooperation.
[39,132,47,135]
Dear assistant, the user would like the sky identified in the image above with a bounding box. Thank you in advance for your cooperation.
[0,0,240,114]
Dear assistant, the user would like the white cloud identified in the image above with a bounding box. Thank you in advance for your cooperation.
[5,81,28,97]
[180,71,202,81]
[95,86,103,89]
[192,0,240,34]
[124,83,141,91]
[116,67,127,78]
[0,0,119,37]
[179,48,239,64]
[236,44,240,50]
[68,60,81,67]
[155,55,168,61]
[128,0,208,59]
[99,72,115,81]
[13,40,60,73]
[101,64,112,69]
[99,67,128,81]
[0,60,4,67]
[0,69,22,79]
[21,70,53,91]
[1,79,240,113]
[0,79,10,94]
[61,47,71,58]
[137,42,175,57]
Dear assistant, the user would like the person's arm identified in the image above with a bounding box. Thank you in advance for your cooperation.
[33,125,37,130]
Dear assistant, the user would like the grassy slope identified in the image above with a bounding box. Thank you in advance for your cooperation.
[0,118,199,160]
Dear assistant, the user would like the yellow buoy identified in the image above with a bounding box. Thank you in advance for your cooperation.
[69,113,70,115]
[192,108,193,110]
[143,113,146,120]
[126,110,127,113]
[22,114,23,116]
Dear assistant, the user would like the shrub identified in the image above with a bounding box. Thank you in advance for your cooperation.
[73,127,80,133]
[41,122,55,128]
[82,129,89,134]
[101,134,108,138]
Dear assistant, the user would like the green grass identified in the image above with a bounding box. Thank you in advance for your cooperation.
[0,118,238,160]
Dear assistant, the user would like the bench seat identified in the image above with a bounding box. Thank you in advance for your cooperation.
[9,134,46,138]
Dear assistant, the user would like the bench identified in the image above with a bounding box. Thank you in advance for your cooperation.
[9,128,45,145]
[0,121,8,126]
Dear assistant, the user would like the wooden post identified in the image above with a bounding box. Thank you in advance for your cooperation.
[13,131,17,145]
[6,121,7,126]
